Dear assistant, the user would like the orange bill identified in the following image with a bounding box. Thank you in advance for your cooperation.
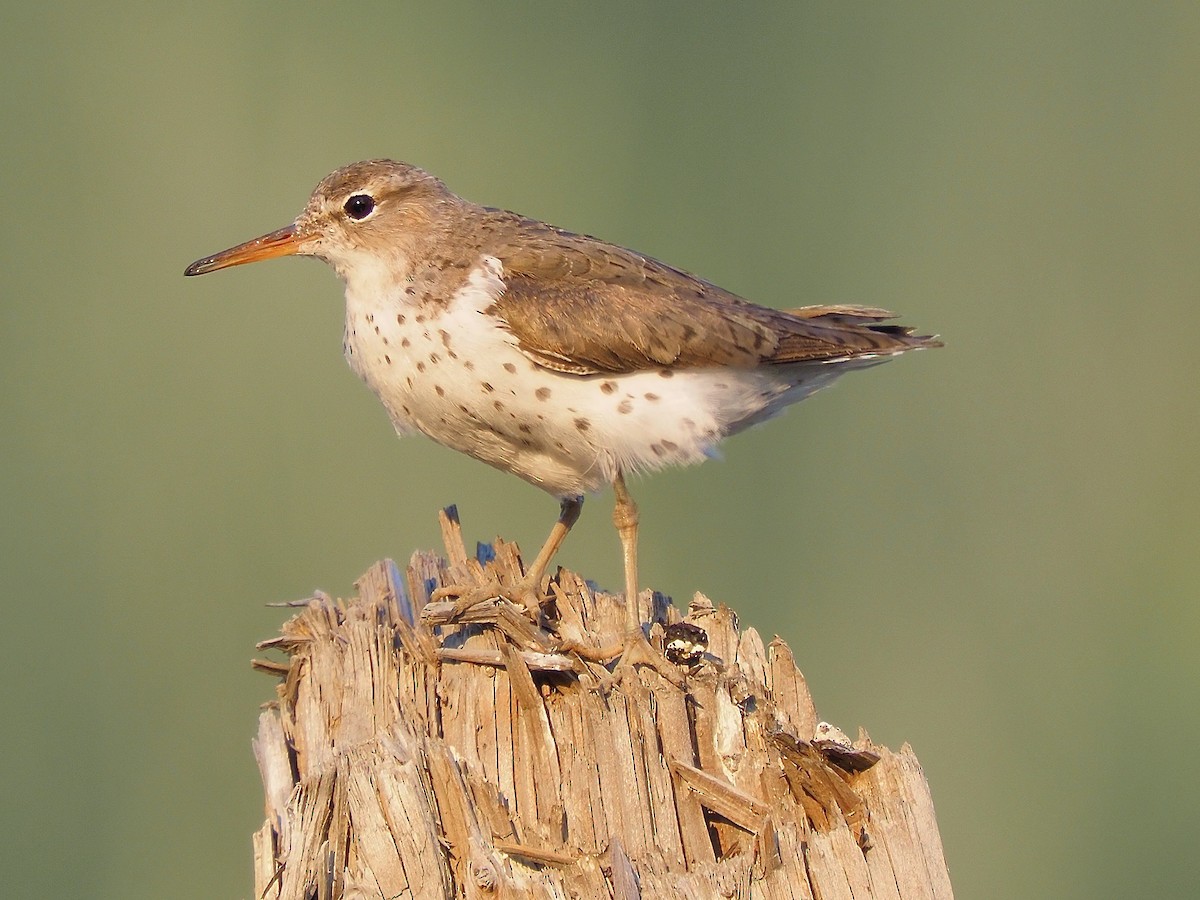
[184,224,303,276]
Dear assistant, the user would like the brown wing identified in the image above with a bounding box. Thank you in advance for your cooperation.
[483,212,939,376]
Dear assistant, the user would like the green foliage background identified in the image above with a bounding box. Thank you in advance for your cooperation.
[2,4,1196,897]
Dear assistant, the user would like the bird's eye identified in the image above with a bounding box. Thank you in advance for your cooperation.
[343,194,376,220]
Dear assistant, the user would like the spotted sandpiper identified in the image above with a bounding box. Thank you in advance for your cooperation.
[185,159,939,677]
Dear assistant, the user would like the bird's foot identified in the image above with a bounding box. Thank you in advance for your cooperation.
[568,628,686,691]
[429,577,546,623]
[609,629,687,690]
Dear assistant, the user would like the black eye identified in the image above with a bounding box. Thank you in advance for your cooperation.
[343,194,375,220]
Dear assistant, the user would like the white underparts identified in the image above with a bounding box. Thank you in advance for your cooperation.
[341,256,881,496]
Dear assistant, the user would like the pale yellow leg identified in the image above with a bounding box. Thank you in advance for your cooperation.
[432,495,583,618]
[519,496,584,614]
[600,471,685,687]
[612,472,641,635]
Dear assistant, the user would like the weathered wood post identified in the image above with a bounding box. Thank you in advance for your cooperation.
[250,509,952,899]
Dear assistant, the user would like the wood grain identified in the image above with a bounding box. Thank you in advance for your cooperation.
[250,509,953,899]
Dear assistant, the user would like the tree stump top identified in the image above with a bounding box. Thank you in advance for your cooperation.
[250,509,952,899]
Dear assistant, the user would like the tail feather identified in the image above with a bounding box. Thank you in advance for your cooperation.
[769,304,942,364]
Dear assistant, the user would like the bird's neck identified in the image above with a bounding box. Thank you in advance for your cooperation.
[336,249,415,313]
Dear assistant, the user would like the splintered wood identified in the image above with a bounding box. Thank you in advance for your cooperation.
[251,509,952,899]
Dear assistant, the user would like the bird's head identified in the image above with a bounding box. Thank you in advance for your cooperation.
[185,160,459,283]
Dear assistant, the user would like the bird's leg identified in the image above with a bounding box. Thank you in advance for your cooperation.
[431,496,583,621]
[567,471,683,688]
[516,495,584,615]
[612,471,642,636]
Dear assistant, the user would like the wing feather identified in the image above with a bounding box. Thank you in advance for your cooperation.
[478,212,939,376]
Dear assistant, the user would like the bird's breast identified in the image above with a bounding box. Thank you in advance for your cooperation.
[341,256,509,432]
[339,255,805,496]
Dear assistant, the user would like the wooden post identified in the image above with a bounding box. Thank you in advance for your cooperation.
[250,508,953,899]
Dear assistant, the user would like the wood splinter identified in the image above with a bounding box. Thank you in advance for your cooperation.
[249,510,953,899]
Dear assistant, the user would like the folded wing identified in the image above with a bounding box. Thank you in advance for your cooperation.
[485,215,939,376]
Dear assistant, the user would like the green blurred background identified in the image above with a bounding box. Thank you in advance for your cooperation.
[2,3,1196,897]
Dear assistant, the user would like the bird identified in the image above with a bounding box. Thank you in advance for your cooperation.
[185,159,939,678]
